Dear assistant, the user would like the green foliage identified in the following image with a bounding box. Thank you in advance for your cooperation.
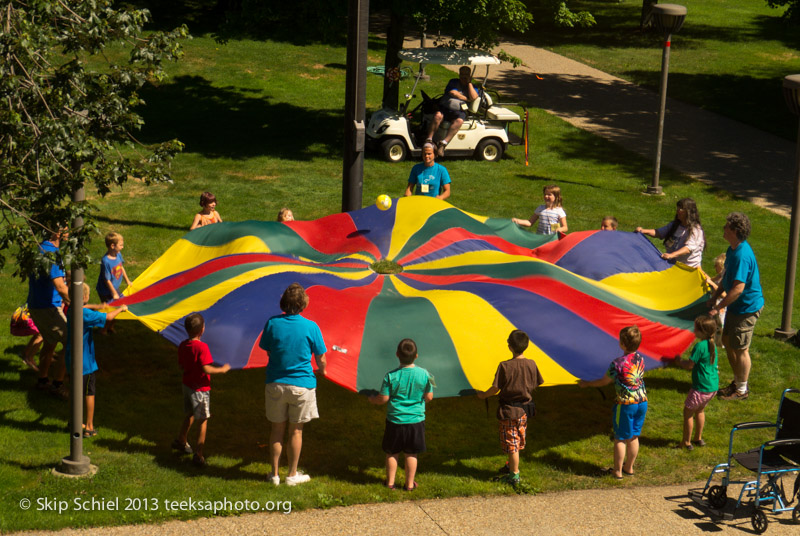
[217,0,348,43]
[551,1,596,28]
[766,0,800,23]
[0,0,188,278]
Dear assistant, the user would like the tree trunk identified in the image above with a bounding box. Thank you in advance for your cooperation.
[382,10,405,110]
[640,0,658,29]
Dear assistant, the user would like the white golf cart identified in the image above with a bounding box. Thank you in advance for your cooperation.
[366,48,527,163]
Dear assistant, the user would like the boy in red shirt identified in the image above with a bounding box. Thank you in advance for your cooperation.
[172,313,230,467]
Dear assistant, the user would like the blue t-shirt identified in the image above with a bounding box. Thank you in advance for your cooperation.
[96,253,124,300]
[379,365,433,424]
[407,163,451,198]
[65,308,107,376]
[27,240,66,309]
[260,313,327,389]
[722,240,764,315]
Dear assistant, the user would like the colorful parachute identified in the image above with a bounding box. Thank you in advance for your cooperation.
[116,197,709,397]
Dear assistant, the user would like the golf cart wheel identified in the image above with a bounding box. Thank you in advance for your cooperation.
[707,485,727,509]
[474,138,503,162]
[751,508,768,534]
[381,138,407,163]
[793,504,800,524]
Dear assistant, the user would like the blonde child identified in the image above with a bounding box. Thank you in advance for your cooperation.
[190,192,223,230]
[368,339,434,491]
[512,184,568,235]
[277,208,294,222]
[601,216,618,231]
[705,253,726,348]
[95,231,132,334]
[672,315,718,450]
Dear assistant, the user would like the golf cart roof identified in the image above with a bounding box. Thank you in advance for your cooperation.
[398,48,501,66]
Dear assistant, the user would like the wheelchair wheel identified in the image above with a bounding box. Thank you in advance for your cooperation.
[707,485,727,509]
[751,508,768,534]
[793,504,800,523]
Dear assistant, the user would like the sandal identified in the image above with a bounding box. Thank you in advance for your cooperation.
[404,481,418,491]
[383,480,397,490]
[692,439,706,447]
[83,429,97,438]
[601,467,623,480]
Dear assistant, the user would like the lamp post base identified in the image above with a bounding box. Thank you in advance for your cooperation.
[644,185,664,195]
[55,454,92,476]
[774,327,798,342]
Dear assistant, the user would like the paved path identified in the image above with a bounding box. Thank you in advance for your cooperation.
[17,483,800,535]
[16,31,800,536]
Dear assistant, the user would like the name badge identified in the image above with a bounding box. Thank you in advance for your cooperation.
[421,184,430,193]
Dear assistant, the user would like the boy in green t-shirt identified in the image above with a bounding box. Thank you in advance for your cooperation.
[369,339,434,491]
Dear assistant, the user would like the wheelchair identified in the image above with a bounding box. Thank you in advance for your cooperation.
[689,388,800,533]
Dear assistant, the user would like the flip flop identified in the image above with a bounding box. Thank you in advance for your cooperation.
[83,429,97,438]
[692,439,706,447]
[622,469,634,476]
[602,468,623,480]
[383,480,397,490]
[404,481,418,491]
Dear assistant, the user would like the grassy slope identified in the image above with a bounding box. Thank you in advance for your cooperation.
[1,33,799,532]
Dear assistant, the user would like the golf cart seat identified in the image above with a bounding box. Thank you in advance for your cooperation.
[486,106,521,121]
[689,388,800,533]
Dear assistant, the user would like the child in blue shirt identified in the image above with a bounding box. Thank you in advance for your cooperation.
[65,284,127,437]
[369,339,434,491]
[96,232,132,334]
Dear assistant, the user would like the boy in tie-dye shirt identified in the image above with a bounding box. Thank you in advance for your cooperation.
[579,325,647,479]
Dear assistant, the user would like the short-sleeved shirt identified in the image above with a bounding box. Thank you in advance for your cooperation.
[607,352,647,405]
[379,365,434,424]
[689,339,718,393]
[27,241,66,309]
[65,307,107,376]
[96,253,125,299]
[491,357,544,420]
[407,163,451,198]
[655,222,705,268]
[179,339,214,392]
[722,240,764,315]
[533,205,566,235]
[260,313,327,389]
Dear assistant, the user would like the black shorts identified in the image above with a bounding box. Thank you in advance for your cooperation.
[440,108,466,122]
[382,420,426,455]
[83,372,96,397]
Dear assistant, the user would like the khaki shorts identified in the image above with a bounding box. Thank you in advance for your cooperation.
[265,383,319,424]
[722,309,761,350]
[29,307,67,346]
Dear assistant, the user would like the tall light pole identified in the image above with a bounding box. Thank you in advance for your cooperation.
[647,4,687,195]
[775,74,800,342]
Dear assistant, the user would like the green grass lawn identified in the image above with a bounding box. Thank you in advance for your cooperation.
[1,32,800,532]
[527,0,800,140]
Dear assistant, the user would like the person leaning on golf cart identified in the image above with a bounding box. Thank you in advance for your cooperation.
[426,66,479,157]
[404,143,451,200]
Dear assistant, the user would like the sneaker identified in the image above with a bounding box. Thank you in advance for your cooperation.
[49,383,69,401]
[718,381,736,397]
[436,141,446,158]
[171,439,193,455]
[719,388,749,401]
[285,471,311,486]
[270,475,280,486]
[35,379,51,391]
[497,462,511,475]
[192,453,206,467]
[498,472,520,486]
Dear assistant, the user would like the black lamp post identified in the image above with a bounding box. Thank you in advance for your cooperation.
[775,74,800,341]
[647,4,687,195]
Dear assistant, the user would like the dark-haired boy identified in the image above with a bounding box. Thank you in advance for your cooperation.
[478,329,543,486]
[369,338,434,491]
[172,312,230,467]
[579,325,647,479]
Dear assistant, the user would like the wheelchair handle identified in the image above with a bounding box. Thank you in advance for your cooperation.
[764,438,800,447]
[733,421,776,430]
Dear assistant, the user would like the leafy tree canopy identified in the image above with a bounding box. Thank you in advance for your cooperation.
[0,0,188,279]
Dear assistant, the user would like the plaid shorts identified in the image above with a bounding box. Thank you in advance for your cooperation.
[498,415,528,454]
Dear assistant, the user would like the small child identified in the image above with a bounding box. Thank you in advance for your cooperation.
[95,232,132,333]
[579,325,647,479]
[172,313,230,467]
[190,192,223,230]
[277,207,294,222]
[601,216,618,231]
[478,329,543,486]
[512,184,568,235]
[705,253,727,348]
[368,338,434,491]
[10,303,43,371]
[64,284,128,437]
[673,315,718,450]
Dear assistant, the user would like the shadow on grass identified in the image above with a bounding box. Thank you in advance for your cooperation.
[138,75,344,161]
[95,216,187,232]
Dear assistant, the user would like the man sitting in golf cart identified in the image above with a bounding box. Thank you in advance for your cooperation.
[426,66,479,157]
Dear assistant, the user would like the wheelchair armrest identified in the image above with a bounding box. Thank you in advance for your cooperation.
[733,421,776,431]
[763,438,800,447]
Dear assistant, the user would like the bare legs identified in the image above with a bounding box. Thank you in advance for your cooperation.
[385,453,418,489]
[681,406,706,447]
[508,451,520,474]
[270,421,304,478]
[722,333,751,390]
[613,437,639,478]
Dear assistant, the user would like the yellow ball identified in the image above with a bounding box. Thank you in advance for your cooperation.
[376,194,392,211]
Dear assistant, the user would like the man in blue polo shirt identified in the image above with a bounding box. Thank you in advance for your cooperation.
[27,229,70,399]
[709,212,764,401]
[404,143,451,201]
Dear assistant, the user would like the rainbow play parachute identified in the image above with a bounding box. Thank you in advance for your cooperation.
[116,197,709,397]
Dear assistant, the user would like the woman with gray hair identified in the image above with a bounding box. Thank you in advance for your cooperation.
[709,212,764,401]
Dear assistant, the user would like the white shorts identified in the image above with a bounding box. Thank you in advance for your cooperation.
[265,383,318,424]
